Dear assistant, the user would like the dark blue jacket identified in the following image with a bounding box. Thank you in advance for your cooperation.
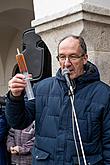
[5,62,110,165]
[0,107,9,165]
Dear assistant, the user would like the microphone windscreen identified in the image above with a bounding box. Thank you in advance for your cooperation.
[62,68,70,76]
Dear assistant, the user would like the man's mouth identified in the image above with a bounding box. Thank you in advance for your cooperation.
[69,69,74,73]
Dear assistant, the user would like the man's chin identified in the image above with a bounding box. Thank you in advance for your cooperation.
[69,74,76,80]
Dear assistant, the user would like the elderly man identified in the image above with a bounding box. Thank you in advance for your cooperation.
[6,35,110,165]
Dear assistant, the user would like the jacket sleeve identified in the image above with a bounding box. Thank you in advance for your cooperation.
[7,128,15,151]
[19,122,35,154]
[19,136,35,154]
[5,91,36,130]
[0,114,8,142]
[102,102,110,164]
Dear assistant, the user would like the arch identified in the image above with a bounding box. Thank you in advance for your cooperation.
[0,55,4,85]
[0,5,34,94]
[0,0,33,13]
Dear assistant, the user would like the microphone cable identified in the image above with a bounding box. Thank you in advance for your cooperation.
[62,68,87,165]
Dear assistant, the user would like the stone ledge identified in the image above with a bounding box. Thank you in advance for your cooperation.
[31,2,110,33]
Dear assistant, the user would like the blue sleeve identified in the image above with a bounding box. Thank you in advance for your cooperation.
[5,91,36,130]
[0,114,8,142]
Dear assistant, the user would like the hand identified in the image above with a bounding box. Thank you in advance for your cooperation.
[8,73,27,97]
[10,146,21,154]
[13,146,20,153]
[10,146,18,154]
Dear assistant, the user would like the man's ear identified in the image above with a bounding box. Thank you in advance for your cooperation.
[56,56,59,61]
[83,54,88,65]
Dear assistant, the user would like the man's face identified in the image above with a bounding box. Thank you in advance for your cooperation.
[58,37,88,80]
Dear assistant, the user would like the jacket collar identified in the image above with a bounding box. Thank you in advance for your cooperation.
[56,61,100,91]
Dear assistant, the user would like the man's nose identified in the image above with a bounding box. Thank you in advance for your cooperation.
[64,57,71,67]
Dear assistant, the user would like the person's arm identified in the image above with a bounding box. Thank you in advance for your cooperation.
[13,121,35,155]
[14,136,35,154]
[5,73,35,130]
[6,128,15,152]
[102,102,110,164]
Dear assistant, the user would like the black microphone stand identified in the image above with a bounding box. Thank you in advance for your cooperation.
[66,79,87,165]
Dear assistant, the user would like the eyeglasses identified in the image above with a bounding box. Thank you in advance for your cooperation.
[57,54,84,62]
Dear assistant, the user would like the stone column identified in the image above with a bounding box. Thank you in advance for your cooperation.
[32,0,110,85]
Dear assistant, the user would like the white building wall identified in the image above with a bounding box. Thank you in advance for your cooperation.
[33,0,84,19]
[33,0,110,20]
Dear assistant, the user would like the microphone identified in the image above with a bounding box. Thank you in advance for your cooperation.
[62,68,74,95]
[62,68,71,88]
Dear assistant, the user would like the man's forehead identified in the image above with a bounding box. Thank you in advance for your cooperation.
[59,37,80,50]
[59,37,80,46]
